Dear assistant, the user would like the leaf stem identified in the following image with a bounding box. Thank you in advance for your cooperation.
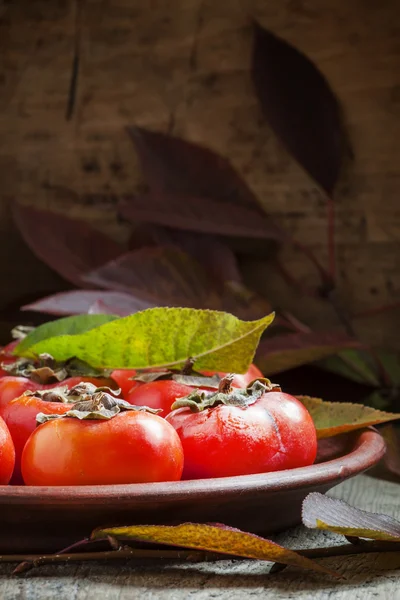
[367,348,393,389]
[292,239,332,284]
[327,196,336,282]
[299,540,400,559]
[11,548,226,574]
[352,302,400,320]
[8,540,400,576]
[279,311,312,334]
[324,289,355,337]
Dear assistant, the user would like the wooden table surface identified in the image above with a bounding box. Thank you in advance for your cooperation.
[1,474,399,599]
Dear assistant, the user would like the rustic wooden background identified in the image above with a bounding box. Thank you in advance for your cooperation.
[0,0,399,347]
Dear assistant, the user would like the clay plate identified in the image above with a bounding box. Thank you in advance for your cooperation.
[0,429,385,553]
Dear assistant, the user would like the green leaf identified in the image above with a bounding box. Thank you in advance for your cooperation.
[91,522,338,577]
[14,314,118,356]
[18,308,275,372]
[316,349,380,386]
[297,395,400,438]
[303,493,400,541]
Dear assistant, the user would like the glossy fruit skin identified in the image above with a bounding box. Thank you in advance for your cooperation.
[126,380,194,415]
[0,377,43,411]
[0,341,18,355]
[112,365,263,400]
[111,370,140,397]
[0,341,19,378]
[2,395,73,484]
[22,411,184,486]
[166,391,317,480]
[0,341,19,361]
[0,415,15,484]
[202,363,264,389]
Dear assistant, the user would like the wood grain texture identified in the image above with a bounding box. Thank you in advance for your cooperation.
[0,474,399,598]
[0,0,399,347]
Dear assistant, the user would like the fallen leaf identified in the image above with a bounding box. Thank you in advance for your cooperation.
[255,331,360,375]
[252,22,348,195]
[16,308,275,373]
[12,204,125,286]
[21,291,152,317]
[303,493,400,541]
[297,396,400,438]
[91,522,337,577]
[82,247,221,309]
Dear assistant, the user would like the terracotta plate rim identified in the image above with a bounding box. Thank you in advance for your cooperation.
[0,429,385,505]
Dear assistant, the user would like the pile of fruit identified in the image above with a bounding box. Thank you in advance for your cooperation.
[0,339,317,486]
[0,310,319,486]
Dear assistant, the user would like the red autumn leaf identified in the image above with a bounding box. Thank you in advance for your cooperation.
[124,230,276,325]
[84,245,271,319]
[252,22,349,195]
[255,331,360,375]
[13,204,125,287]
[142,228,271,318]
[22,290,151,316]
[128,127,261,208]
[120,193,282,240]
[87,299,131,315]
[82,247,221,309]
[145,229,245,289]
[121,127,284,240]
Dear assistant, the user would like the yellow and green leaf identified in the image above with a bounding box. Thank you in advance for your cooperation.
[298,396,400,438]
[16,308,274,373]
